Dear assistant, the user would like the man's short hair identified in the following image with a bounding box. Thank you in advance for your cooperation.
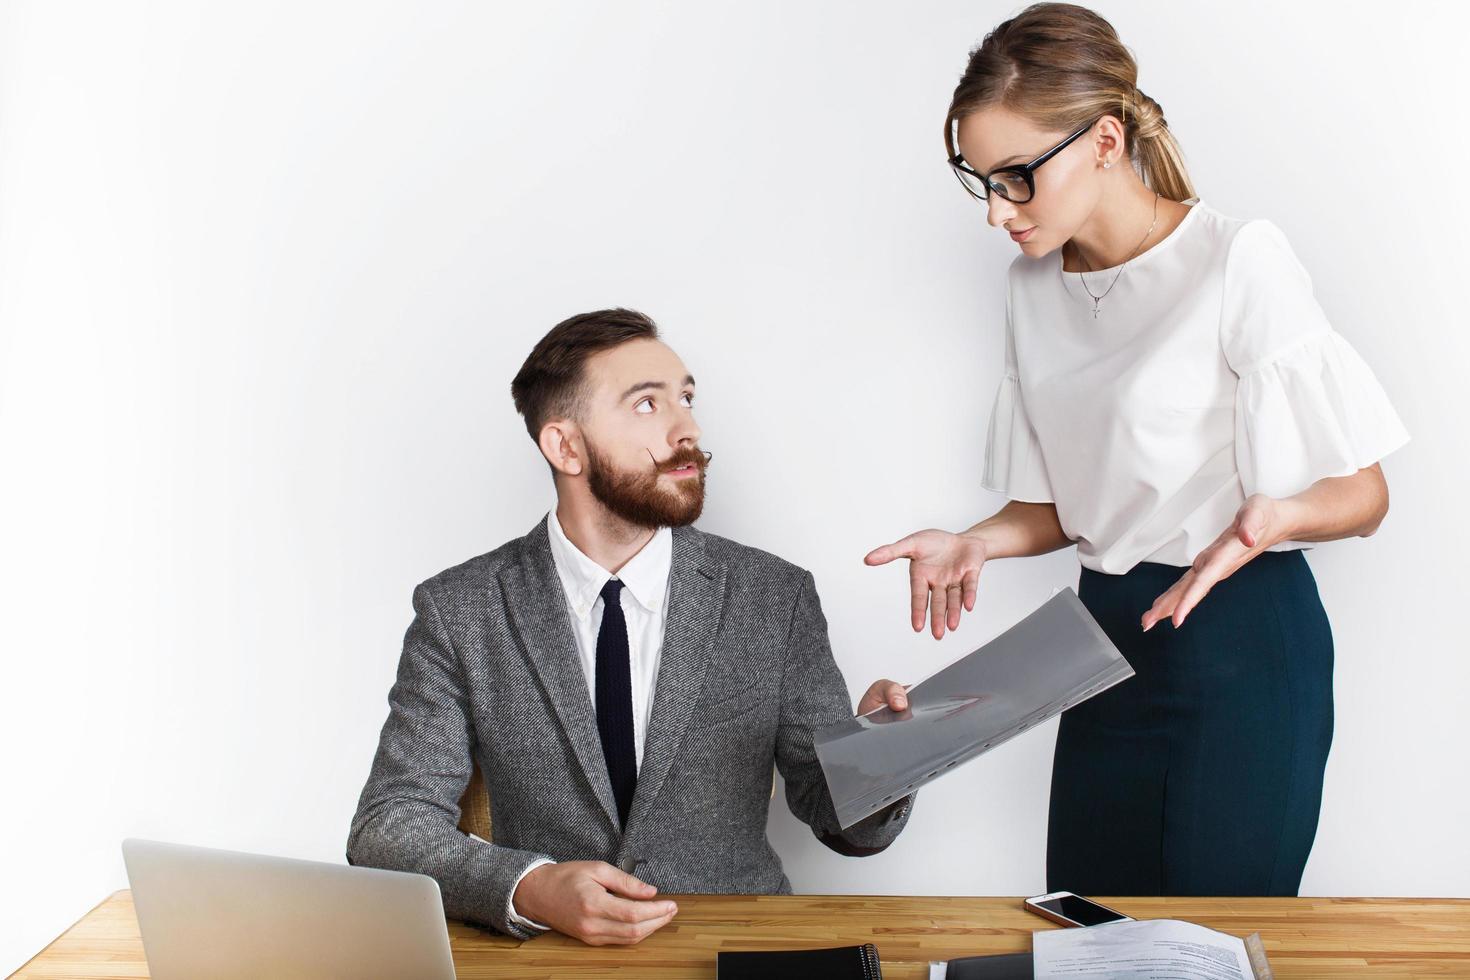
[510,307,660,442]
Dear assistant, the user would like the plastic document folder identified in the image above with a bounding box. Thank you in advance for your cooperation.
[815,588,1134,829]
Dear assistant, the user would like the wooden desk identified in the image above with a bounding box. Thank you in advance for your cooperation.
[13,890,1470,978]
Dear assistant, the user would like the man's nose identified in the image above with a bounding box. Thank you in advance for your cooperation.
[671,414,701,449]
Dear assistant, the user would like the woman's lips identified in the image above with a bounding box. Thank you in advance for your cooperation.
[1010,226,1036,243]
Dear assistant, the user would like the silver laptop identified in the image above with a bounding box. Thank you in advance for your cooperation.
[121,838,456,979]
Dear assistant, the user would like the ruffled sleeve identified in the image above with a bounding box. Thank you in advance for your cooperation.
[1221,219,1410,499]
[982,272,1055,503]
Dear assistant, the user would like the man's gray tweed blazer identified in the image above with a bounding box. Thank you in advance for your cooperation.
[346,514,913,939]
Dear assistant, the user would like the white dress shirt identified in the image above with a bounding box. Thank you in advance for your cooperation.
[984,197,1410,574]
[502,508,674,931]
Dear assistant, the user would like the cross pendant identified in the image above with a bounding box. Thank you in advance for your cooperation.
[1092,299,1101,318]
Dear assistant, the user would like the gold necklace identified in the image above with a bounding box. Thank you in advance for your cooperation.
[1068,190,1161,319]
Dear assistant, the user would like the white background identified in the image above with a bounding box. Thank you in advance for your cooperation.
[2,1,1466,971]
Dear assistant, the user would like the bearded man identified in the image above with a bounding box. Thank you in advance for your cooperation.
[347,308,914,945]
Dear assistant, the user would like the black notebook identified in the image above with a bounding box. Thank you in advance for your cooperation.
[716,943,882,979]
[942,951,1033,979]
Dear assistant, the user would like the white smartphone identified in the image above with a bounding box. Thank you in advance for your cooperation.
[1023,891,1132,928]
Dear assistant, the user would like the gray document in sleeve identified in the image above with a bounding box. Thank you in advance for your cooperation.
[815,588,1134,829]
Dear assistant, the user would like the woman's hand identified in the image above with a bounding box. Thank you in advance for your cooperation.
[1142,493,1289,631]
[864,529,990,640]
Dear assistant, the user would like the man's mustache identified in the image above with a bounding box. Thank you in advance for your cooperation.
[645,447,712,472]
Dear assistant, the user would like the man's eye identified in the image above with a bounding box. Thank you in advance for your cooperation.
[680,393,694,407]
[634,398,654,414]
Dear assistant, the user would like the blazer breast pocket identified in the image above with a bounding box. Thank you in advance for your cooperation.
[695,688,765,726]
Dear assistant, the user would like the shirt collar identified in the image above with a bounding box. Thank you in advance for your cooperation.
[545,508,672,620]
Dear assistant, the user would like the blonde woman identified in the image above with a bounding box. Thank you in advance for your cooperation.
[865,3,1409,897]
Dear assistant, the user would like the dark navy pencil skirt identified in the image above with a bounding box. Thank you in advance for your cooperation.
[1046,548,1334,897]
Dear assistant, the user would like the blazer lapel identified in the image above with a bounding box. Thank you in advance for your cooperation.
[624,524,726,834]
[498,515,621,831]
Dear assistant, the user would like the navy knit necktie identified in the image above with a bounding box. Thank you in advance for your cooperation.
[595,578,637,828]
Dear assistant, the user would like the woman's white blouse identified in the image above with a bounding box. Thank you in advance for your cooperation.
[982,198,1410,575]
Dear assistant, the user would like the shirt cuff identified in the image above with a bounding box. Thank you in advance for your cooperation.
[506,857,556,932]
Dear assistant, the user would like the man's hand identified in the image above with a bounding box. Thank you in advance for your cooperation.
[511,860,677,946]
[857,678,910,715]
[1142,493,1287,631]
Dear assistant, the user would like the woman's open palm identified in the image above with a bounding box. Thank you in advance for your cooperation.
[865,529,989,639]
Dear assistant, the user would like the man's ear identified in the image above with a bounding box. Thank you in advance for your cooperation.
[538,419,584,477]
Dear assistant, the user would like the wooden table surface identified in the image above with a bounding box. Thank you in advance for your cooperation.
[13,890,1470,978]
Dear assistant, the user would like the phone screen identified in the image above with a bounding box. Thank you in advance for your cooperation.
[1036,895,1127,926]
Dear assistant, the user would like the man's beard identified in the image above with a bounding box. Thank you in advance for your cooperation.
[584,440,708,529]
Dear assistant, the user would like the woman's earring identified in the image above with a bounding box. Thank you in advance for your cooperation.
[1104,160,1112,169]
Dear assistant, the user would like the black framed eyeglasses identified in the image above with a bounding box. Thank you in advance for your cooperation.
[948,118,1098,204]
